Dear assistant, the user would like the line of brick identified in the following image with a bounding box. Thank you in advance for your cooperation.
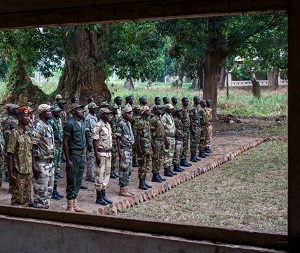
[98,136,287,215]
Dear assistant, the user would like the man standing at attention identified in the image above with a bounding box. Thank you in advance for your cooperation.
[63,103,86,212]
[92,108,113,206]
[161,104,177,177]
[189,96,201,163]
[32,104,55,209]
[48,105,64,200]
[84,102,99,183]
[6,107,39,206]
[116,105,134,197]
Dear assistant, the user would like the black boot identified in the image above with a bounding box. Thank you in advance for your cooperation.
[180,159,191,167]
[199,150,207,158]
[190,154,198,162]
[152,173,162,182]
[173,164,183,172]
[4,172,9,182]
[139,178,148,190]
[157,173,166,181]
[96,190,108,205]
[110,172,117,179]
[164,167,173,177]
[205,147,211,153]
[185,158,192,166]
[52,184,64,199]
[132,159,139,167]
[101,189,113,204]
[144,180,152,188]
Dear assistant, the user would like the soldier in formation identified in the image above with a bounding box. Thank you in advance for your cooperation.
[1,93,213,210]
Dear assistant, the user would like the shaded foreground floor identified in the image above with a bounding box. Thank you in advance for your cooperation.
[0,135,274,216]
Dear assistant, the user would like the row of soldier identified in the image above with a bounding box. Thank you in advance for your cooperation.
[0,94,212,211]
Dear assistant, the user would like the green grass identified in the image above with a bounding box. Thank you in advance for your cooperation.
[114,140,288,232]
[1,77,288,118]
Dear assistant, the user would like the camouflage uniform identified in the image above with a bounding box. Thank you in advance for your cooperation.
[116,117,134,187]
[173,117,183,165]
[109,114,118,175]
[6,125,33,206]
[60,110,68,126]
[199,108,209,152]
[92,119,112,191]
[161,112,175,168]
[48,116,63,186]
[149,115,165,173]
[84,113,98,180]
[32,119,55,209]
[131,113,142,166]
[136,117,152,180]
[0,124,3,187]
[189,105,201,154]
[180,106,190,160]
[1,114,18,179]
[206,108,213,148]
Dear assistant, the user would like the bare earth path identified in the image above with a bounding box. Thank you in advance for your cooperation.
[0,135,270,215]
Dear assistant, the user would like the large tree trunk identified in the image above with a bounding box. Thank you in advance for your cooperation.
[57,25,110,103]
[4,53,46,105]
[250,72,261,98]
[203,38,225,120]
[217,65,226,89]
[267,69,279,89]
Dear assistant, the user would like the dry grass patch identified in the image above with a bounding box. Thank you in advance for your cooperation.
[114,141,287,233]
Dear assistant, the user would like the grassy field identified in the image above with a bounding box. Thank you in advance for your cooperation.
[0,78,287,117]
[114,140,288,233]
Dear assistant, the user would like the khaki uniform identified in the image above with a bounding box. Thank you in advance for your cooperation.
[6,125,34,206]
[173,117,183,165]
[206,108,213,147]
[109,115,118,174]
[92,119,112,191]
[199,108,209,152]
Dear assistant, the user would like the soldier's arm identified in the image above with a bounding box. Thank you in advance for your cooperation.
[32,147,39,179]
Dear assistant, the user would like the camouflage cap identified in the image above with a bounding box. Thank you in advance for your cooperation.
[100,101,110,107]
[99,108,112,114]
[164,104,174,110]
[140,106,150,115]
[50,105,62,112]
[37,104,51,115]
[17,106,32,115]
[88,102,99,109]
[122,105,133,114]
[69,103,84,112]
[7,104,19,110]
[55,94,63,100]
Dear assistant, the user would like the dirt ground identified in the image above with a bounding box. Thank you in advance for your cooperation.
[0,116,287,214]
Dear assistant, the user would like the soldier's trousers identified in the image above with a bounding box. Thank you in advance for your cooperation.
[151,139,164,173]
[33,160,54,209]
[138,154,150,179]
[95,152,111,191]
[190,128,200,154]
[199,125,209,151]
[11,169,32,207]
[118,147,132,187]
[54,146,62,185]
[173,140,183,165]
[180,130,189,160]
[111,143,118,173]
[86,139,95,180]
[163,137,175,168]
[66,154,85,200]
[207,125,213,147]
